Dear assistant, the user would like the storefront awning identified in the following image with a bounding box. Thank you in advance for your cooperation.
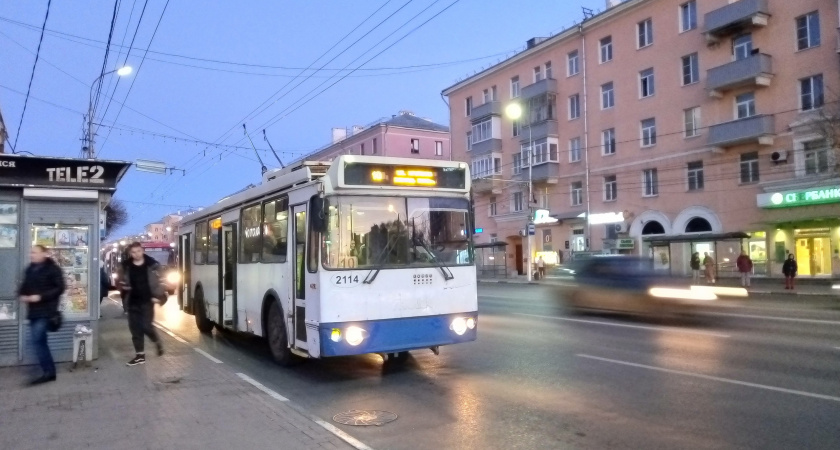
[643,232,750,244]
[550,211,586,222]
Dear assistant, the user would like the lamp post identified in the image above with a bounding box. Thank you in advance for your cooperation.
[84,66,132,159]
[504,102,534,281]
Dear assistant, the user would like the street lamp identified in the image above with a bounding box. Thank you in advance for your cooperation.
[505,102,534,282]
[84,66,132,159]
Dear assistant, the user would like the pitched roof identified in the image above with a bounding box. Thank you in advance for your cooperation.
[382,113,449,132]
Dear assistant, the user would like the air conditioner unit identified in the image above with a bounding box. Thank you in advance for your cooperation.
[613,223,628,233]
[771,150,788,163]
[519,229,527,237]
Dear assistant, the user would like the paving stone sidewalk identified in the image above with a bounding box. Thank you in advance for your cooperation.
[0,303,354,450]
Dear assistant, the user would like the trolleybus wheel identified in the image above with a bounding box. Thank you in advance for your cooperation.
[194,288,214,334]
[267,301,296,366]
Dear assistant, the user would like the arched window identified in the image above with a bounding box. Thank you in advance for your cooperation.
[642,221,665,235]
[685,217,712,233]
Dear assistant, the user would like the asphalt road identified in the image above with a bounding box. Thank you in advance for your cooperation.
[151,285,840,450]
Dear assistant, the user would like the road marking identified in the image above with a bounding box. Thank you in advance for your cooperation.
[236,373,373,450]
[578,354,840,403]
[194,348,223,364]
[237,373,289,401]
[515,313,731,338]
[153,323,188,343]
[701,312,840,325]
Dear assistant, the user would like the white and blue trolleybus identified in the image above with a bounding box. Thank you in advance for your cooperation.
[177,155,477,364]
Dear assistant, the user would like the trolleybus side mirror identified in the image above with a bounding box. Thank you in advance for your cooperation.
[309,196,327,232]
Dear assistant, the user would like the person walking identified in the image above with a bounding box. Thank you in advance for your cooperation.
[690,252,701,284]
[536,256,545,280]
[118,242,165,366]
[782,253,798,290]
[18,245,65,385]
[703,252,716,284]
[736,250,753,287]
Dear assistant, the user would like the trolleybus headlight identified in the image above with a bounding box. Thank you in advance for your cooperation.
[166,272,181,284]
[450,317,468,336]
[345,326,367,346]
[466,318,476,330]
[330,329,342,343]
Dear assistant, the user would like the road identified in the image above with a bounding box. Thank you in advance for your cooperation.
[150,284,840,450]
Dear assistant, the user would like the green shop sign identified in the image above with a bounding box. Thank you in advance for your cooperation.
[757,186,840,208]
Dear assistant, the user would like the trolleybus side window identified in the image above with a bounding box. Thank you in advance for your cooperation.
[262,196,289,263]
[240,204,262,263]
[207,218,220,264]
[194,221,208,265]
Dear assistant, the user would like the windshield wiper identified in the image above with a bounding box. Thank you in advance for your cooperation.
[415,234,455,281]
[363,221,402,284]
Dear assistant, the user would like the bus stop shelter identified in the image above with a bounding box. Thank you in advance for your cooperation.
[475,242,508,279]
[642,232,750,278]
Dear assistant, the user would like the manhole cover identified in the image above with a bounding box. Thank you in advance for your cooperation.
[333,410,398,426]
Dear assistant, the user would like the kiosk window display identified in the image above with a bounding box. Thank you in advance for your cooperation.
[32,225,91,317]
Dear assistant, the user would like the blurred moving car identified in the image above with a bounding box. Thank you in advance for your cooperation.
[565,256,720,316]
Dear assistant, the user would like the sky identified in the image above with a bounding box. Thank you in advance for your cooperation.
[1,0,606,237]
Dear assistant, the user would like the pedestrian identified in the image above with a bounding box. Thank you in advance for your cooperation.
[703,252,716,284]
[99,264,112,318]
[782,253,798,290]
[18,245,65,385]
[736,250,753,287]
[118,242,166,366]
[690,252,701,284]
[537,255,545,280]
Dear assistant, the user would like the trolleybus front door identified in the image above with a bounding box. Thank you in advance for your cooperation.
[292,205,308,350]
[220,224,237,329]
[179,233,191,313]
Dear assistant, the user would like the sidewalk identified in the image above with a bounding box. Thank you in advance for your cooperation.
[0,302,357,450]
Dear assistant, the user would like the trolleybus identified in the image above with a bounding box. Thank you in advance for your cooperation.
[177,155,477,364]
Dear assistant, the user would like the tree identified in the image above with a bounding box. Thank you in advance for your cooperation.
[104,199,129,238]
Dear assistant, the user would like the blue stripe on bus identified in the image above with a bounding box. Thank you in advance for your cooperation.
[319,313,477,357]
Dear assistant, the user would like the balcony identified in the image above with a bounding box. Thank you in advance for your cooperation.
[472,175,504,194]
[521,78,558,99]
[470,101,502,121]
[521,120,559,142]
[704,0,770,43]
[470,138,502,157]
[707,114,775,149]
[706,54,773,97]
[514,162,560,184]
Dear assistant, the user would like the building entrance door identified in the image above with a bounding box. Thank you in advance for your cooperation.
[795,237,831,276]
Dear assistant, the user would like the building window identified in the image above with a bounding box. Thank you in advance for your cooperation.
[687,161,704,191]
[601,82,614,109]
[513,153,522,174]
[512,119,520,137]
[466,131,472,151]
[602,128,616,155]
[510,76,520,98]
[733,34,753,61]
[534,66,543,82]
[471,118,493,143]
[600,36,613,63]
[483,88,492,104]
[528,93,556,123]
[489,196,497,216]
[796,11,821,51]
[604,175,617,201]
[736,92,756,119]
[567,50,579,76]
[435,141,443,156]
[684,107,701,137]
[800,74,824,111]
[640,68,655,98]
[360,143,365,155]
[569,137,581,162]
[372,138,378,154]
[465,96,473,116]
[804,140,830,175]
[544,61,553,79]
[571,182,583,206]
[641,118,656,147]
[638,19,653,48]
[523,138,559,165]
[569,94,580,120]
[471,156,499,179]
[643,169,658,197]
[411,138,420,153]
[682,53,699,85]
[513,192,524,212]
[740,152,760,183]
[680,1,697,32]
[538,192,549,209]
[491,85,497,101]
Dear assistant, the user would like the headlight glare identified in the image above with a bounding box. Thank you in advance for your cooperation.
[345,326,367,346]
[466,318,476,329]
[330,328,342,342]
[166,272,180,283]
[450,317,467,335]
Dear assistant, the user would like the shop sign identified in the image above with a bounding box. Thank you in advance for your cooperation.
[617,238,635,249]
[0,155,129,190]
[533,209,558,224]
[586,211,624,225]
[757,186,840,209]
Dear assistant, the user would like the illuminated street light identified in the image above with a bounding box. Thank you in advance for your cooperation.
[84,66,132,159]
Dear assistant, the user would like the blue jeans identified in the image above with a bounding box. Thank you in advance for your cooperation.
[30,318,56,377]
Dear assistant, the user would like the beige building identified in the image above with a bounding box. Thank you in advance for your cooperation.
[443,0,840,278]
[145,214,182,243]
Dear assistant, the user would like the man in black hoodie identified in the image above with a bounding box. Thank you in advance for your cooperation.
[118,242,165,366]
[19,245,65,385]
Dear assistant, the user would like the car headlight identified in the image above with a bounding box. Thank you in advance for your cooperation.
[166,272,180,284]
[450,317,468,335]
[345,326,367,346]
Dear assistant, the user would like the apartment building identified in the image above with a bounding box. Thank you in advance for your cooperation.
[144,214,182,243]
[296,111,450,163]
[443,0,840,278]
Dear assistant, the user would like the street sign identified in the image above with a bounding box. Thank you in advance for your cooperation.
[527,223,536,235]
[474,228,483,234]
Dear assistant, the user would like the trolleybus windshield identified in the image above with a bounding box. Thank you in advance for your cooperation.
[323,196,472,270]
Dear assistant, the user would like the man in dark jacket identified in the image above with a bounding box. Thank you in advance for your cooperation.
[782,253,798,290]
[18,245,65,385]
[118,242,165,366]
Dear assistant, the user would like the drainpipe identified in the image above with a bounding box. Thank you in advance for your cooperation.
[384,124,389,156]
[580,23,593,252]
[441,92,452,161]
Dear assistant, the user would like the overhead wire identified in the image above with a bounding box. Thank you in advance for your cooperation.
[90,0,122,127]
[99,0,139,114]
[10,0,52,153]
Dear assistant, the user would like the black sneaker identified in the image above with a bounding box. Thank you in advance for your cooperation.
[156,343,164,357]
[127,355,146,366]
[29,374,56,386]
